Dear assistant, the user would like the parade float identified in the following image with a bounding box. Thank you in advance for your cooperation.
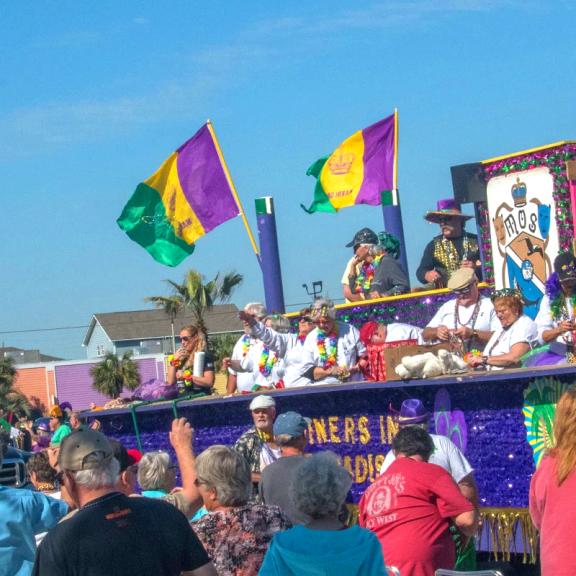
[98,136,576,566]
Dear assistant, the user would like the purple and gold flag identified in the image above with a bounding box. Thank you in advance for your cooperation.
[117,124,239,266]
[302,113,397,214]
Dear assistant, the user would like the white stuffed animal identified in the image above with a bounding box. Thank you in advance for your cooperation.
[394,349,468,380]
[437,349,468,374]
[395,352,443,379]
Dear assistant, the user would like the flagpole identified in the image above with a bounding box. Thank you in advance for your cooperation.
[381,108,409,279]
[206,120,261,262]
[393,108,399,190]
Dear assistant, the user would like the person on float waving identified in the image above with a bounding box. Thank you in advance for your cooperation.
[238,308,316,388]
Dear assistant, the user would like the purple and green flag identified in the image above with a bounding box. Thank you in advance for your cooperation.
[117,123,239,266]
[302,113,397,214]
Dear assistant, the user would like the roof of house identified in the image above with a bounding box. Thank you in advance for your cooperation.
[82,304,243,346]
[0,346,63,363]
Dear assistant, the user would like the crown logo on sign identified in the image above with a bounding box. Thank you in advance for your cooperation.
[328,150,354,175]
[511,177,527,208]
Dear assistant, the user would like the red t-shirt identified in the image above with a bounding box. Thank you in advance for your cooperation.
[530,455,576,576]
[359,457,473,576]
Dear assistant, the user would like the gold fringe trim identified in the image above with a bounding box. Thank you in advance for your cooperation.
[346,505,538,565]
[480,507,538,565]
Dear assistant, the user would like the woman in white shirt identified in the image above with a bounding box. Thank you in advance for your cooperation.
[468,290,537,371]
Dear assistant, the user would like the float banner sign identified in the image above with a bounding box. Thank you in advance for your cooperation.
[97,373,559,508]
[487,167,558,319]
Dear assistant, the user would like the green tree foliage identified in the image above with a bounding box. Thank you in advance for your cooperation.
[0,357,31,416]
[209,332,242,372]
[148,269,243,341]
[90,352,141,400]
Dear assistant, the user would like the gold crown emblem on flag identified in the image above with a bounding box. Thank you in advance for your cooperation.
[511,177,527,208]
[328,151,355,175]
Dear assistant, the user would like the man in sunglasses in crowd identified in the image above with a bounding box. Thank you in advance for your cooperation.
[422,268,498,354]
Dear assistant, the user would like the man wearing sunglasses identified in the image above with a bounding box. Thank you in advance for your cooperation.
[416,199,482,288]
[422,268,498,353]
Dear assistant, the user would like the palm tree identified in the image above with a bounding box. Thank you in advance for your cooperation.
[0,357,31,417]
[144,295,183,353]
[148,269,243,341]
[90,352,141,400]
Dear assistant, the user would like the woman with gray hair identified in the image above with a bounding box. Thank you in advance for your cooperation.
[191,445,290,576]
[137,451,177,498]
[300,299,367,386]
[260,452,385,575]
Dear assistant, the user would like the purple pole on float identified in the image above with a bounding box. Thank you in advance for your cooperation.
[255,196,286,313]
[382,199,410,279]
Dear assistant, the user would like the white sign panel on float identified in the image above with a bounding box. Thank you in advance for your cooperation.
[486,166,558,319]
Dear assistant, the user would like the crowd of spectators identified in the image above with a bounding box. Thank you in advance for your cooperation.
[3,370,576,576]
[0,393,489,576]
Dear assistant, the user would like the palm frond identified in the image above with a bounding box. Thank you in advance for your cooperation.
[145,268,243,342]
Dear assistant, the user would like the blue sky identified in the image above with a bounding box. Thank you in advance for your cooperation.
[1,1,575,359]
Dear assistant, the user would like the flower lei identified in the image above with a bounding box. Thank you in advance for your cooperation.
[168,354,183,368]
[258,345,278,377]
[241,334,251,357]
[353,254,383,293]
[181,369,194,383]
[297,333,307,344]
[317,329,338,369]
[168,354,193,385]
[463,349,482,363]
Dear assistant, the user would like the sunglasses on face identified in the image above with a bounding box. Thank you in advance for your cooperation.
[454,285,473,296]
[299,317,313,323]
[180,336,192,342]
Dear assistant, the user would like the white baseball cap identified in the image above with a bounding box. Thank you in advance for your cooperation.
[249,395,276,411]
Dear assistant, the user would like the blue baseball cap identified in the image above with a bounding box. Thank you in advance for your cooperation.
[273,411,311,438]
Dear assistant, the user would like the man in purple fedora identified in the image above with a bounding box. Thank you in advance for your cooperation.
[416,198,481,288]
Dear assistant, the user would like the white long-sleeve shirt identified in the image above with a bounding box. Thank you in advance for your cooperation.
[300,322,366,386]
[250,323,311,388]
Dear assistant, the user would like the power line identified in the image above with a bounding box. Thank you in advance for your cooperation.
[0,298,343,337]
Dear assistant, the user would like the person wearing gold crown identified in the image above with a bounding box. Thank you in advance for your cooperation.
[300,299,367,386]
[416,198,482,288]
